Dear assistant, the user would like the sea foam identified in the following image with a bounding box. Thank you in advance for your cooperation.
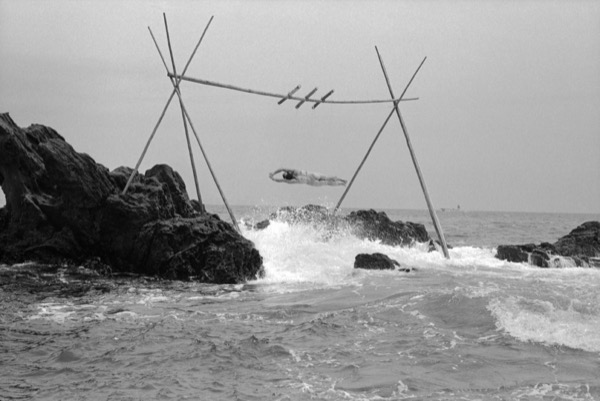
[488,295,600,353]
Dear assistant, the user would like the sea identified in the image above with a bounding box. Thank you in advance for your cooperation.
[1,206,600,401]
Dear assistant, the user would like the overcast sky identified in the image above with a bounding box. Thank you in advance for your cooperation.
[1,0,599,213]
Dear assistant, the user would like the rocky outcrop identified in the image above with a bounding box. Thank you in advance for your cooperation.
[0,113,263,283]
[250,205,432,248]
[354,253,414,272]
[345,209,430,246]
[355,253,397,270]
[496,221,600,268]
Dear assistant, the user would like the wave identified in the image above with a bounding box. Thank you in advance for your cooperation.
[488,295,600,353]
[242,217,511,287]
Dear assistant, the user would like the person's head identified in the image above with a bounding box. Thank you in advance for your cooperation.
[283,171,294,180]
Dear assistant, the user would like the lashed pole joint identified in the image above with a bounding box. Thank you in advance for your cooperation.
[375,47,450,259]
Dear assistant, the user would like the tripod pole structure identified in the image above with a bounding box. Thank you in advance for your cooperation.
[375,47,450,259]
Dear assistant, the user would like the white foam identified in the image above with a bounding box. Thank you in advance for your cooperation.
[243,219,535,292]
[488,295,600,353]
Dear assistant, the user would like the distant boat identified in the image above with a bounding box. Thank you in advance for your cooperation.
[440,204,461,212]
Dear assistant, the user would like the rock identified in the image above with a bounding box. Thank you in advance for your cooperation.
[253,219,270,230]
[495,221,600,268]
[553,221,600,258]
[496,244,532,264]
[354,253,401,270]
[346,209,430,246]
[0,113,263,283]
[254,205,433,248]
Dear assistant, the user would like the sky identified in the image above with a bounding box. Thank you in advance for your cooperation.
[1,0,599,214]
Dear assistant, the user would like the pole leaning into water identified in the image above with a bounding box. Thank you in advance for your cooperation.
[375,47,450,259]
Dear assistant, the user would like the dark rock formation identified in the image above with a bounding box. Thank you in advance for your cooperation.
[0,113,263,283]
[496,221,600,268]
[345,209,430,246]
[354,253,400,270]
[250,205,432,248]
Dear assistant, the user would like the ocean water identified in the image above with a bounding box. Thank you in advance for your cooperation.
[1,206,600,401]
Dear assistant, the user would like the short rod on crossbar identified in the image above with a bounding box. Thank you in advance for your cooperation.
[375,47,450,258]
[277,85,301,105]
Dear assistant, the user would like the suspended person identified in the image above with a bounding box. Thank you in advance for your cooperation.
[269,168,347,186]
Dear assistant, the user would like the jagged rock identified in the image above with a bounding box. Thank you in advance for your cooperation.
[495,221,600,268]
[496,244,533,264]
[346,209,430,246]
[354,253,408,271]
[252,205,432,247]
[553,221,600,258]
[0,113,263,283]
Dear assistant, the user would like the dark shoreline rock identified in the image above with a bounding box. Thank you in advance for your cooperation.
[0,113,263,283]
[252,204,433,248]
[354,253,399,270]
[496,221,600,268]
[345,209,430,247]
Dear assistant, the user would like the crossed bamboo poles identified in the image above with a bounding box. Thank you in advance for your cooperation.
[123,14,449,258]
[122,14,240,232]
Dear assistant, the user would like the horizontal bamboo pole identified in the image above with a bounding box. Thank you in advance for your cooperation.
[168,73,419,104]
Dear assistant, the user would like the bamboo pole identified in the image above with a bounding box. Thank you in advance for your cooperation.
[168,73,419,104]
[154,18,239,230]
[122,16,214,195]
[333,107,395,213]
[163,14,205,212]
[375,47,450,258]
[122,91,177,194]
[180,98,241,232]
[334,55,427,213]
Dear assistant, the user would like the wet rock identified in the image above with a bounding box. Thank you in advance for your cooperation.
[553,221,600,258]
[346,209,430,246]
[253,219,270,230]
[495,244,536,264]
[495,221,600,268]
[0,113,262,283]
[255,205,432,247]
[354,253,401,270]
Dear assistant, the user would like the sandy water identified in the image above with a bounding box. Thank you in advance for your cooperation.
[1,207,599,400]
